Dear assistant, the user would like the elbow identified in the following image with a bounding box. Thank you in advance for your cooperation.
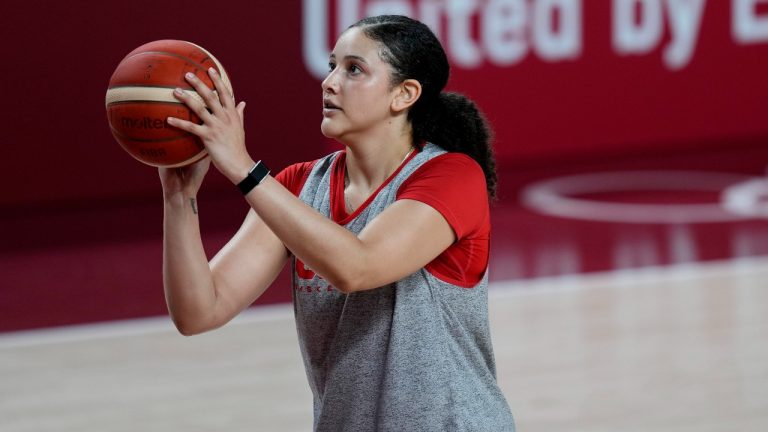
[333,280,357,294]
[176,324,203,337]
[173,321,202,337]
[171,316,213,337]
[314,253,377,293]
[329,270,369,294]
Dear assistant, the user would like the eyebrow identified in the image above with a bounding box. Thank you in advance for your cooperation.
[329,53,369,64]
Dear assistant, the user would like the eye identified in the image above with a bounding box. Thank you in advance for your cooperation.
[328,62,336,73]
[348,64,362,74]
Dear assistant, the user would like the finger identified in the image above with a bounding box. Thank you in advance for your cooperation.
[167,115,205,136]
[173,87,215,123]
[237,101,246,126]
[208,67,235,110]
[184,72,225,117]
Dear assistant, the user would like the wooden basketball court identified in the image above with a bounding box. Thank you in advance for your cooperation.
[1,257,766,431]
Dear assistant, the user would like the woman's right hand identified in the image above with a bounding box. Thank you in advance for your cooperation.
[158,155,212,199]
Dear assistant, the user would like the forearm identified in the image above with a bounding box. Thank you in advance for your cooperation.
[243,176,372,292]
[162,193,219,334]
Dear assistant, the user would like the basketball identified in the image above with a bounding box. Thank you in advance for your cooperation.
[105,40,233,168]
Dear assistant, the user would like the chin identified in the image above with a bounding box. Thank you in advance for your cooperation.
[320,119,361,146]
[320,127,337,139]
[320,121,343,140]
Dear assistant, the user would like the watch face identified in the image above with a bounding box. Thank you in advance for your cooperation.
[239,162,270,195]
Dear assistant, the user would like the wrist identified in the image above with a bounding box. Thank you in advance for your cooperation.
[237,160,271,195]
[225,157,257,185]
[163,190,194,207]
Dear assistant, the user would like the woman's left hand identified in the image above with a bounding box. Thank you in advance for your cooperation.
[167,68,254,184]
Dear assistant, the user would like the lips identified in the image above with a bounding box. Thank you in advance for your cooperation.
[323,99,341,110]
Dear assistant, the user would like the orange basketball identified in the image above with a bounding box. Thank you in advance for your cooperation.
[105,40,233,168]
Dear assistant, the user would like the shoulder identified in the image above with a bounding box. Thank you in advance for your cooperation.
[274,160,319,196]
[397,152,486,201]
[397,152,488,239]
[277,151,346,196]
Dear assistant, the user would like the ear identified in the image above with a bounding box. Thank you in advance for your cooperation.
[391,79,422,113]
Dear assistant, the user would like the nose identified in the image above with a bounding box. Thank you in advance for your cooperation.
[321,68,339,94]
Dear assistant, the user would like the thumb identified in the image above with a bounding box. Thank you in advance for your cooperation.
[237,101,246,125]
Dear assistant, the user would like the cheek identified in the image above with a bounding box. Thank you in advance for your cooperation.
[346,106,383,128]
[350,92,391,121]
[347,80,391,110]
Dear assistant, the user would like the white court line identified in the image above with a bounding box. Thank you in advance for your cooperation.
[1,256,766,350]
[487,255,768,297]
[0,303,294,350]
[520,170,761,223]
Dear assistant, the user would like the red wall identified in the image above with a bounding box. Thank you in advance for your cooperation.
[2,0,768,331]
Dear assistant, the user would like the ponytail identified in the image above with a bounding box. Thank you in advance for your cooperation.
[411,92,497,200]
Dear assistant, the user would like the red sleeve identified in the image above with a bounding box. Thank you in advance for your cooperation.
[274,160,317,197]
[396,153,490,287]
[396,153,488,240]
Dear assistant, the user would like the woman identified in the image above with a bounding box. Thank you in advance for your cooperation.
[163,15,515,431]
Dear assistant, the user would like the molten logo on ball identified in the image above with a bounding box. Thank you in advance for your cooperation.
[121,117,170,130]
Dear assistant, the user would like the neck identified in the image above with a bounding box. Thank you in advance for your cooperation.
[343,133,414,192]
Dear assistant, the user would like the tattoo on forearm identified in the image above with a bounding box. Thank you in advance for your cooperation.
[190,198,198,214]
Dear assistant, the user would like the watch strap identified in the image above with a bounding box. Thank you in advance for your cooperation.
[237,160,270,195]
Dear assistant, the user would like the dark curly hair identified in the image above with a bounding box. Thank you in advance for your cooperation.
[350,15,497,199]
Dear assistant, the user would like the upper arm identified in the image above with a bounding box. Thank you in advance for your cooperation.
[351,199,456,290]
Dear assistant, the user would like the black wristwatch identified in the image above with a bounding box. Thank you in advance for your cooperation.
[237,160,270,195]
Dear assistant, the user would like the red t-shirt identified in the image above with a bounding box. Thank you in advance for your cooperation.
[275,151,490,287]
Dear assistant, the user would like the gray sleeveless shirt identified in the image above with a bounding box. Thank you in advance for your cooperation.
[292,143,515,431]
